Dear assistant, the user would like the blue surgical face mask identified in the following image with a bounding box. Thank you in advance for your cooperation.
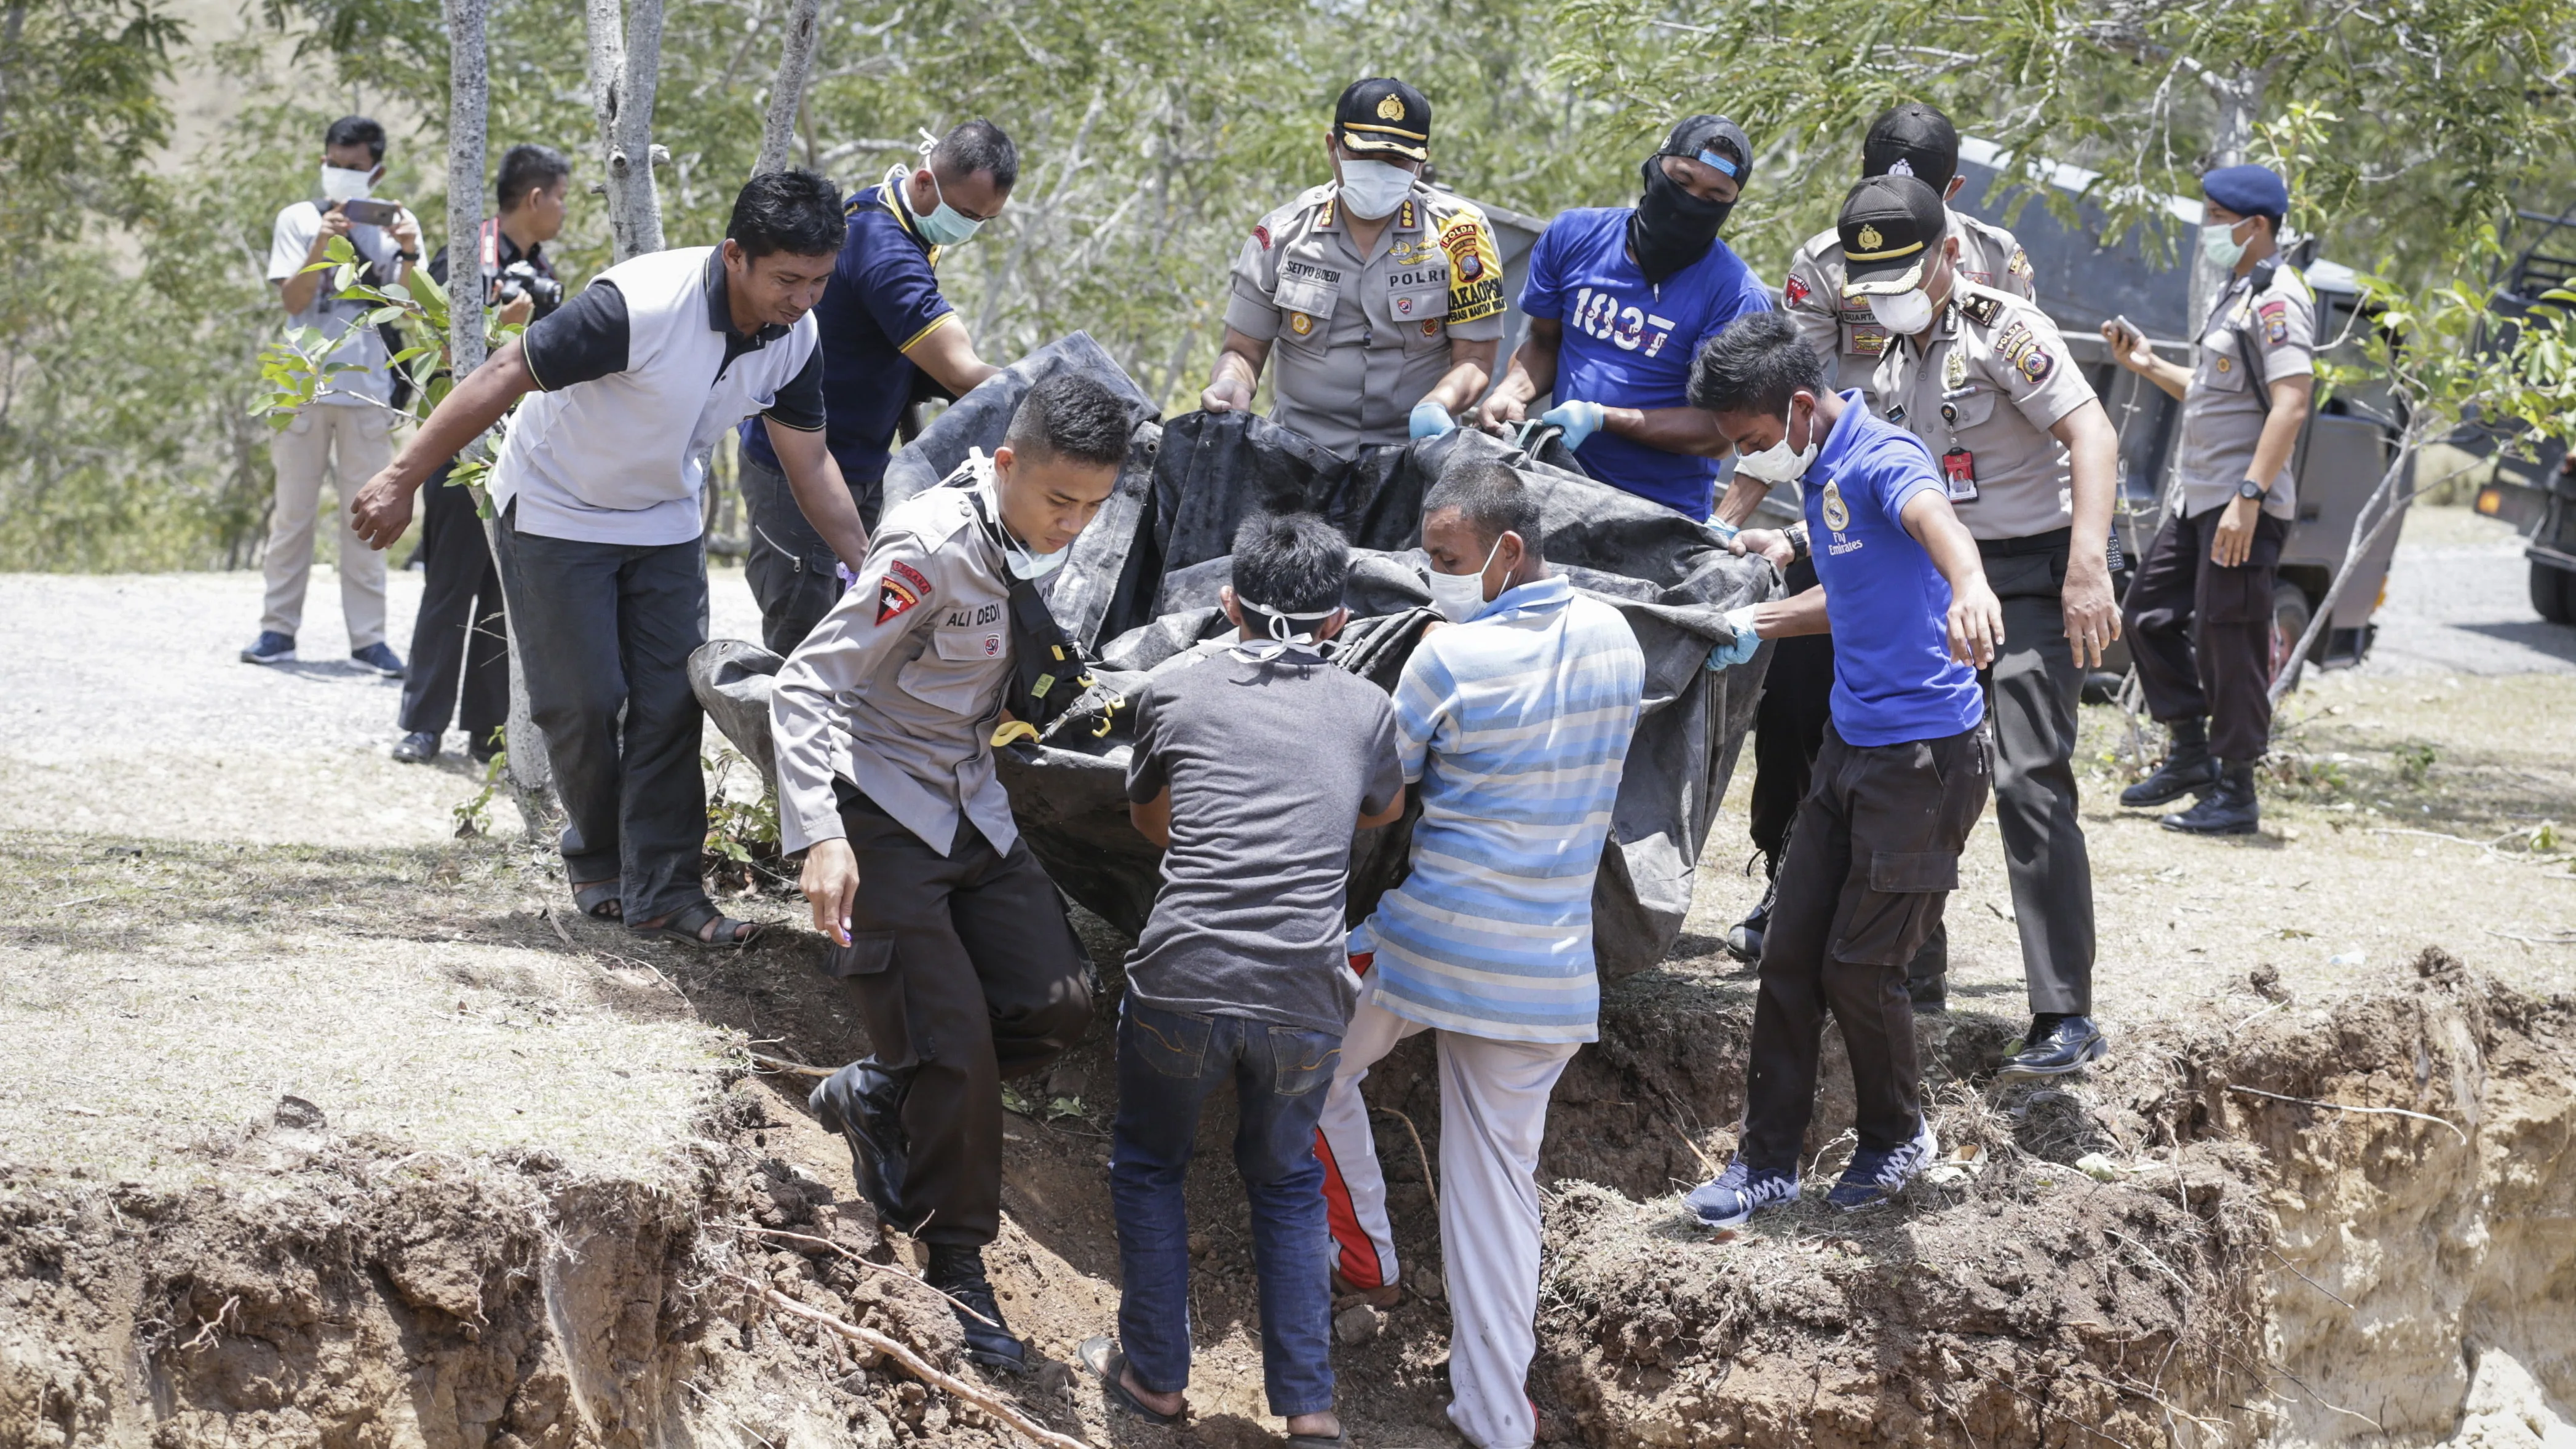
[2201,218,2249,268]
[914,169,984,247]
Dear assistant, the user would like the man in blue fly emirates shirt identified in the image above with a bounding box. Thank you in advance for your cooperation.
[735,121,1019,656]
[1478,114,1774,518]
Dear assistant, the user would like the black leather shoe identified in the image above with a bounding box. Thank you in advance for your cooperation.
[927,1245,1028,1372]
[2121,741,2219,808]
[1726,860,1779,964]
[392,731,440,764]
[810,1063,911,1224]
[1999,1015,2107,1079]
[2162,761,2260,835]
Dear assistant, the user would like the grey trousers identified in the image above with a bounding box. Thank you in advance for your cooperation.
[1911,531,2098,1016]
[490,506,712,924]
[742,450,881,657]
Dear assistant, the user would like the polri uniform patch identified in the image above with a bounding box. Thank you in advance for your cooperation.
[878,559,933,625]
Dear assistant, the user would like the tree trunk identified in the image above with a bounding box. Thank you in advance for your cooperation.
[446,0,558,828]
[753,0,825,178]
[2189,66,2265,332]
[586,0,667,261]
[2267,423,2426,704]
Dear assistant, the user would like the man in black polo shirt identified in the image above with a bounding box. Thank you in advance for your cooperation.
[735,121,1019,655]
[351,171,867,946]
[394,143,573,765]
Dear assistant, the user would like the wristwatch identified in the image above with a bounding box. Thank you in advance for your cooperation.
[2236,479,2269,502]
[397,249,422,263]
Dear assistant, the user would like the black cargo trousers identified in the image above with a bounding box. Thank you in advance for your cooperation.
[2123,504,2292,763]
[1907,530,2099,1015]
[1741,723,1991,1169]
[826,782,1094,1247]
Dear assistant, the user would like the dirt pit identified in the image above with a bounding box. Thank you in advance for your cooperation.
[5,560,2576,1448]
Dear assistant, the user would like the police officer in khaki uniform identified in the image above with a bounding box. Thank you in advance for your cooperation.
[1779,104,2035,404]
[1856,174,2122,1078]
[1203,77,1508,456]
[774,373,1133,1373]
[2105,164,2315,838]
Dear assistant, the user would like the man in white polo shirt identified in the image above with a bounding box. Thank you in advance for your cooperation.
[351,170,871,946]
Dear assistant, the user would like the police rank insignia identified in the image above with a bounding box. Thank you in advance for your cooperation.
[1857,224,1883,252]
[877,560,933,625]
[1821,480,1852,533]
[1289,312,1314,336]
[1958,293,2003,327]
[1944,347,1969,391]
[1377,94,1407,121]
[1994,320,2054,383]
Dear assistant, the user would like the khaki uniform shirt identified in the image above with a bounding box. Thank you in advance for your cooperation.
[1873,282,2099,542]
[1786,211,2035,404]
[2177,264,2316,522]
[1224,182,1508,456]
[772,459,1020,857]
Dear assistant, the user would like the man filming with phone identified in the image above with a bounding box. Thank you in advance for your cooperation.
[242,114,423,677]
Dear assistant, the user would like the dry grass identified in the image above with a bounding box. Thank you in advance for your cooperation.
[0,833,745,1189]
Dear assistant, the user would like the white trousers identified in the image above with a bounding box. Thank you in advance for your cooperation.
[261,404,392,647]
[1317,985,1577,1449]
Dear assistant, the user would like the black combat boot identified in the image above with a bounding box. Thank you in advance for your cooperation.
[927,1244,1029,1372]
[810,1062,911,1223]
[2120,718,2220,809]
[1726,851,1780,964]
[2161,759,2261,835]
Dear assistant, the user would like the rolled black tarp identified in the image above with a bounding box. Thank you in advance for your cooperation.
[695,336,1781,981]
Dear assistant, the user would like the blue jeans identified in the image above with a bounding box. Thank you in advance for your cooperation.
[1111,999,1341,1417]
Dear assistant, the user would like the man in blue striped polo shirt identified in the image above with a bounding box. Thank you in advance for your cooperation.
[1313,461,1644,1449]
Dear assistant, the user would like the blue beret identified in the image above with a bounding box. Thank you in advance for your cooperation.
[2201,164,2288,221]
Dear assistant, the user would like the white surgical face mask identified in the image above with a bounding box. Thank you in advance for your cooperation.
[972,461,1068,579]
[1734,403,1818,485]
[320,165,375,203]
[2201,220,2248,269]
[1425,538,1502,622]
[1866,286,1936,336]
[1337,158,1415,221]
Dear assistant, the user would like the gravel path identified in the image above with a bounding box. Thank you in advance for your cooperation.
[0,563,765,846]
[2358,506,2576,677]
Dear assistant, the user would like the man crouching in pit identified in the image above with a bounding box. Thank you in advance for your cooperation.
[771,373,1130,1370]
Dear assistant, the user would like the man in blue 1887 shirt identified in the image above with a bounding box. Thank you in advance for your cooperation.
[1477,114,1774,518]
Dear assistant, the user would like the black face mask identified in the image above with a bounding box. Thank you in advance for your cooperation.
[1628,157,1737,283]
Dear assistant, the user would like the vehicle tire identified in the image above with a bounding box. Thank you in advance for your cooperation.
[2269,582,2313,688]
[2531,562,2575,625]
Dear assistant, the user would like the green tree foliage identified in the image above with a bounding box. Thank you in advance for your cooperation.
[1550,0,2576,282]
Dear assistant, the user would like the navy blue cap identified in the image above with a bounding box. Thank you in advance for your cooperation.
[2201,164,2289,221]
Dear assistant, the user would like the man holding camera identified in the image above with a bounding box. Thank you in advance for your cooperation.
[392,143,573,766]
[243,115,422,675]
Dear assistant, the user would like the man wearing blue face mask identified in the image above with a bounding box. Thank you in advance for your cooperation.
[2102,163,2314,838]
[736,121,1018,655]
[1477,114,1775,518]
[1206,78,1508,457]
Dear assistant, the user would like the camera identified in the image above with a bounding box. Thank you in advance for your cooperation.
[339,198,402,228]
[497,259,563,311]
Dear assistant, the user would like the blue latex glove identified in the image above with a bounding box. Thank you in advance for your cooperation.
[1409,400,1457,439]
[1539,399,1607,450]
[1706,605,1763,670]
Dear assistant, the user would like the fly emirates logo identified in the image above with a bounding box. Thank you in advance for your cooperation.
[1568,287,1677,356]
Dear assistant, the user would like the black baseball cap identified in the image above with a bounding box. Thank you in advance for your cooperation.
[1862,102,1960,194]
[1334,78,1431,162]
[1654,113,1751,185]
[1837,174,1948,296]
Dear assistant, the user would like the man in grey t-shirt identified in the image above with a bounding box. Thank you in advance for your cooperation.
[1085,513,1403,1443]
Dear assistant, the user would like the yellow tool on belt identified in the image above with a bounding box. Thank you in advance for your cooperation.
[991,720,1041,749]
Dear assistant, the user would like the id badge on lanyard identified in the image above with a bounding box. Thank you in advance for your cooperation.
[1941,447,1979,502]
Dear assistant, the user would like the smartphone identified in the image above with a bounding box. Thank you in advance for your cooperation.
[339,198,401,228]
[2109,314,2146,350]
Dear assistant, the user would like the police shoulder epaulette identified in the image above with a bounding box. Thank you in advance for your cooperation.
[1956,288,2005,328]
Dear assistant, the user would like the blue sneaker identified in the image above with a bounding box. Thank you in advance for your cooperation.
[351,641,406,678]
[1827,1116,1940,1213]
[240,631,296,665]
[1685,1160,1801,1227]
